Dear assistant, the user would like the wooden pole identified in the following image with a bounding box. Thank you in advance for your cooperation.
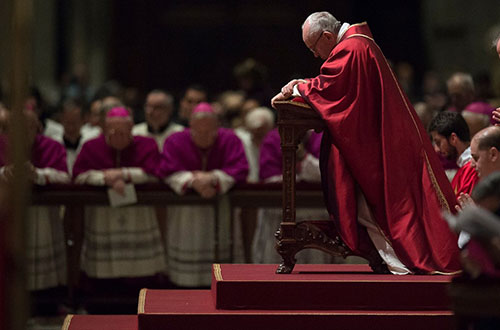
[5,0,33,329]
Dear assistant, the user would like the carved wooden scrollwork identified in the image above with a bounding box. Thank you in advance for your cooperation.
[274,100,387,274]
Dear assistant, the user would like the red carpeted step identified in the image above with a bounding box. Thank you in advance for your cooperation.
[138,289,454,330]
[62,314,137,330]
[211,264,454,310]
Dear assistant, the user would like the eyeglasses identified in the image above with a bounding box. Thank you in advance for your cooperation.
[145,103,169,112]
[308,31,324,55]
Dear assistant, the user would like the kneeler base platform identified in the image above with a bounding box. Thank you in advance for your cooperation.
[67,264,456,330]
[138,289,452,330]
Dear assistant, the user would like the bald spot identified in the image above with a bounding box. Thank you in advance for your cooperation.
[473,126,500,150]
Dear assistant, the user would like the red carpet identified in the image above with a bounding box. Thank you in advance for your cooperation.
[66,264,457,329]
[211,264,453,310]
[63,315,137,330]
[138,289,453,330]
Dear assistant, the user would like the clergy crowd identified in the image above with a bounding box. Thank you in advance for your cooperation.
[0,74,332,296]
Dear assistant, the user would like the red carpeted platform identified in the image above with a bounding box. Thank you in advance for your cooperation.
[62,315,138,330]
[211,264,453,310]
[138,289,453,330]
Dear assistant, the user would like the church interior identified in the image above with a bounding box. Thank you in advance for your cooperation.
[1,0,500,329]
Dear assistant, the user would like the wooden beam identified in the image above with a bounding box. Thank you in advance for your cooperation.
[6,0,33,329]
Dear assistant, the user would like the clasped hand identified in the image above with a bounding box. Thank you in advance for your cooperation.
[104,168,126,195]
[493,108,500,126]
[192,171,217,199]
[2,162,37,182]
[271,79,306,109]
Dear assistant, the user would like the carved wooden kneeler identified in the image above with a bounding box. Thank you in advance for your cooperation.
[273,100,385,274]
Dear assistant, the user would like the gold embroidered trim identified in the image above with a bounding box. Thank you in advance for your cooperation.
[62,315,73,330]
[386,60,450,211]
[423,153,450,211]
[342,31,454,274]
[138,288,147,314]
[275,100,311,109]
[346,33,375,43]
[213,263,223,281]
[349,32,450,213]
[429,269,463,276]
[349,22,368,28]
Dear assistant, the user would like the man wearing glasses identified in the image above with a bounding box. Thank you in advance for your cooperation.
[133,89,184,151]
[272,11,461,275]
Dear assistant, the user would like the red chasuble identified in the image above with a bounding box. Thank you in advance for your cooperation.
[451,161,478,197]
[297,23,460,273]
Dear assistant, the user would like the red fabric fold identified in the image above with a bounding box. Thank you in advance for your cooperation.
[297,23,460,273]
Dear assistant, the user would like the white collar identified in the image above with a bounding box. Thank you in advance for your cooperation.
[337,23,351,42]
[457,146,472,168]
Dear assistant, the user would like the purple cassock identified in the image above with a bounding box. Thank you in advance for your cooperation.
[465,101,496,125]
[259,128,322,181]
[0,134,68,290]
[73,135,160,177]
[0,134,68,172]
[159,128,248,182]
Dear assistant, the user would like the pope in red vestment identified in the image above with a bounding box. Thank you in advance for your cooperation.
[273,13,460,274]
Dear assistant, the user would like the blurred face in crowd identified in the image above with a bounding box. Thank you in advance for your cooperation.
[497,37,500,59]
[0,104,9,134]
[249,122,272,146]
[179,88,207,121]
[61,105,84,142]
[190,114,218,150]
[105,116,133,151]
[447,82,474,112]
[88,100,102,127]
[470,136,498,178]
[144,92,172,131]
[431,131,458,161]
[24,109,41,147]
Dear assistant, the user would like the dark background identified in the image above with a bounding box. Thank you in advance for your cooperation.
[100,0,424,100]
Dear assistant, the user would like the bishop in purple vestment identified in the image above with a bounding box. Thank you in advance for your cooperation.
[259,128,322,182]
[72,107,166,279]
[159,102,248,287]
[0,109,69,290]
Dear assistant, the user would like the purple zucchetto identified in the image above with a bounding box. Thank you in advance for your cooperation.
[464,101,495,124]
[192,102,214,114]
[464,102,495,116]
[107,107,130,118]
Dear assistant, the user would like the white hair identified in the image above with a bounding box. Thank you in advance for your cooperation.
[447,72,475,93]
[462,110,490,137]
[302,11,341,37]
[244,107,275,130]
[190,110,217,121]
[148,89,174,108]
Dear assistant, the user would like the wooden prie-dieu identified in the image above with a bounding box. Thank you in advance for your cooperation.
[273,100,386,274]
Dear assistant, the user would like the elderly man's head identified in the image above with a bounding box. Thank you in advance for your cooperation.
[461,110,490,138]
[104,107,133,151]
[302,12,341,60]
[144,90,174,132]
[244,107,275,146]
[470,126,500,178]
[189,102,218,150]
[446,72,475,112]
